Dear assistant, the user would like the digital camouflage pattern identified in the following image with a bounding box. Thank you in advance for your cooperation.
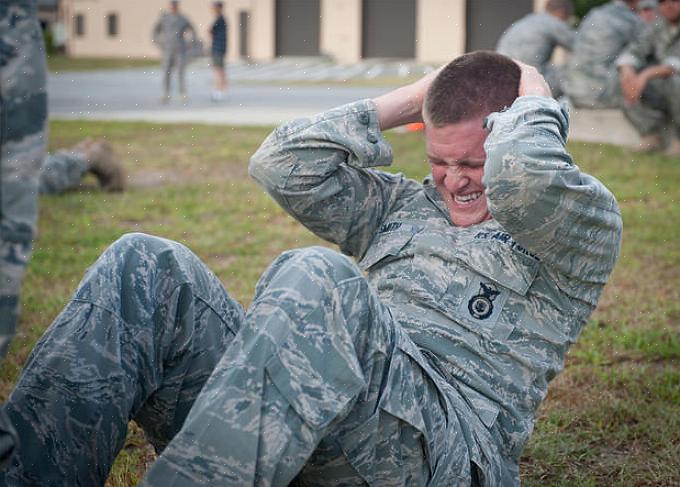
[152,11,195,96]
[38,151,89,194]
[0,0,47,359]
[0,233,244,485]
[0,0,47,471]
[617,15,680,135]
[0,96,622,486]
[564,0,643,107]
[496,12,575,96]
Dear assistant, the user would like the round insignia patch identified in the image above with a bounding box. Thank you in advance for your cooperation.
[468,295,494,319]
[468,282,501,320]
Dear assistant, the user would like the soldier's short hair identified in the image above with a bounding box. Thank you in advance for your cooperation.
[424,51,521,126]
[546,0,574,16]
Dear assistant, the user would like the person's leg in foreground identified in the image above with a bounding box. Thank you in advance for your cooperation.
[0,233,244,485]
[0,0,48,467]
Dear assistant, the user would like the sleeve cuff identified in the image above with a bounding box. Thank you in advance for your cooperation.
[663,56,680,74]
[484,96,567,138]
[616,52,641,69]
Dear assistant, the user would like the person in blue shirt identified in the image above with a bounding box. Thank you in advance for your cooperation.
[210,1,228,101]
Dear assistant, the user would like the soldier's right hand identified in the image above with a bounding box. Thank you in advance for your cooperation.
[515,61,552,98]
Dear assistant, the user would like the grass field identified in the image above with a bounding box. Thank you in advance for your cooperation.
[47,55,159,72]
[1,119,678,486]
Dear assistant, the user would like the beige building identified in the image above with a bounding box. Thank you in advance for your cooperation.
[61,0,546,64]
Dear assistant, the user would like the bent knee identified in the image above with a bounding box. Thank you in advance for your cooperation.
[279,246,361,283]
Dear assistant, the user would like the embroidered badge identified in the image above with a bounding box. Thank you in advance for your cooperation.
[467,282,501,320]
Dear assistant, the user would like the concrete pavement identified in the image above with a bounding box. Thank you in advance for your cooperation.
[48,58,642,146]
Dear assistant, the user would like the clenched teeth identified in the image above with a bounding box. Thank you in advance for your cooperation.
[454,191,482,204]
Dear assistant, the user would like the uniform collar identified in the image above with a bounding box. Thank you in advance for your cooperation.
[423,175,454,225]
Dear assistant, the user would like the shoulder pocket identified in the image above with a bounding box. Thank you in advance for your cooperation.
[451,239,540,340]
[456,239,539,296]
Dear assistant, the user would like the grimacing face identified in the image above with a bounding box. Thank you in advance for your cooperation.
[424,116,492,227]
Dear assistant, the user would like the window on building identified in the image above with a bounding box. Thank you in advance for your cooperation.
[74,13,85,37]
[107,13,118,37]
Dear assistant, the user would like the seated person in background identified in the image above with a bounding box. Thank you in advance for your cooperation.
[563,0,643,108]
[0,52,621,486]
[496,0,575,97]
[639,0,660,23]
[618,0,680,155]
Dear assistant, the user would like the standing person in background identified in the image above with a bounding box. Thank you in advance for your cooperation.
[209,1,228,102]
[152,0,196,103]
[496,0,575,97]
[618,0,680,155]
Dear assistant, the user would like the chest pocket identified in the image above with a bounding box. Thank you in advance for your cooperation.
[358,227,418,271]
[451,239,540,340]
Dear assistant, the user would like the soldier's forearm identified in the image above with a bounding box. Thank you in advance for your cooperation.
[373,85,423,131]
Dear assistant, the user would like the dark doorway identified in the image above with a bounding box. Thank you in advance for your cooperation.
[362,0,416,58]
[239,10,249,59]
[465,0,533,52]
[275,0,320,56]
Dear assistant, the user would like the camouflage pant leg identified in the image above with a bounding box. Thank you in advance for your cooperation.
[177,50,187,94]
[162,50,175,95]
[622,76,672,136]
[38,150,89,194]
[0,233,244,486]
[0,2,47,359]
[142,246,469,487]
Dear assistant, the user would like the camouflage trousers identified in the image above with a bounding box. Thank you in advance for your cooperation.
[162,47,187,95]
[567,69,680,138]
[38,150,89,195]
[0,1,48,359]
[623,74,680,137]
[0,233,470,486]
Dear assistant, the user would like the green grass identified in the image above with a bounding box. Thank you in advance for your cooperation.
[47,55,159,72]
[1,121,678,486]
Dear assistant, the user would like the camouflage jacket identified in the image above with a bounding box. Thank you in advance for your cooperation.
[152,12,194,51]
[249,97,622,484]
[497,12,575,69]
[564,0,643,106]
[617,16,680,73]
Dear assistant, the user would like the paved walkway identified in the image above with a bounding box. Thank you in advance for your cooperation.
[49,58,641,146]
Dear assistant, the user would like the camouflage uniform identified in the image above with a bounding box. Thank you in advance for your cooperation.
[0,97,622,486]
[563,0,643,107]
[616,16,680,136]
[38,151,89,194]
[152,11,195,96]
[0,0,47,358]
[0,0,47,470]
[497,12,575,97]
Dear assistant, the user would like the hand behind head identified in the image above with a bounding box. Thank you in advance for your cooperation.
[515,61,552,98]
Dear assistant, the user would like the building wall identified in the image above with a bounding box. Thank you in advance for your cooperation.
[320,0,361,63]
[416,0,466,63]
[63,0,541,63]
[63,0,275,62]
